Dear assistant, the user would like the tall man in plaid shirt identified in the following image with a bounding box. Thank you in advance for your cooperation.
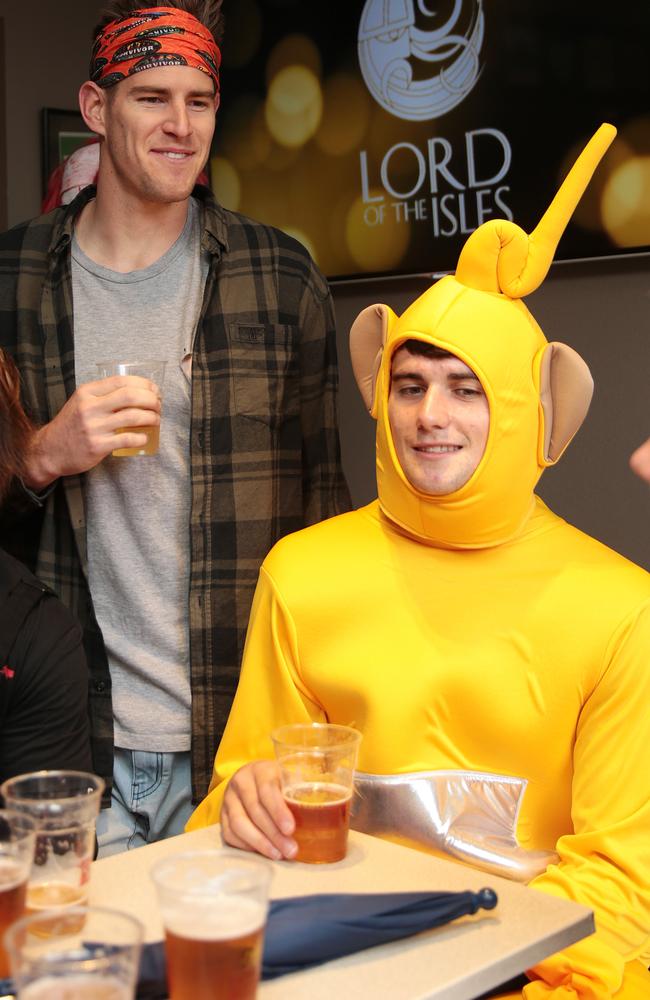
[0,0,350,854]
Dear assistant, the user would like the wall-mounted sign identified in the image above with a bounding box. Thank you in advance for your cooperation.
[212,0,650,280]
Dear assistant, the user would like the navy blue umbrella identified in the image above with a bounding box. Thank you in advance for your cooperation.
[262,888,497,978]
[133,887,497,998]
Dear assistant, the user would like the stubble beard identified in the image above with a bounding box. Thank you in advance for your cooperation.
[139,173,197,205]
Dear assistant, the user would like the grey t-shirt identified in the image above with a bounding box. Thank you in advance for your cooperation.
[72,199,208,751]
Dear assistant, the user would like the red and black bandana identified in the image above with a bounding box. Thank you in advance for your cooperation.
[90,6,221,94]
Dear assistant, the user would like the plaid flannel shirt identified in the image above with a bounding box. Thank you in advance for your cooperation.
[0,186,351,803]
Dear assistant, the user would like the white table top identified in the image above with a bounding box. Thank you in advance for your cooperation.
[90,827,593,1000]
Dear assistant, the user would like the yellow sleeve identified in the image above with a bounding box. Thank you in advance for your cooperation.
[187,563,327,830]
[523,604,650,999]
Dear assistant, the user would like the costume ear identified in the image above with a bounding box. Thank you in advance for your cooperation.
[537,343,594,465]
[350,304,397,416]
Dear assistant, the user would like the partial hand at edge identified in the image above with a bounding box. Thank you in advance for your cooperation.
[630,437,650,485]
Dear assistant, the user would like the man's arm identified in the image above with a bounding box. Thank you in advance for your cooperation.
[523,603,650,998]
[298,261,351,525]
[186,559,327,857]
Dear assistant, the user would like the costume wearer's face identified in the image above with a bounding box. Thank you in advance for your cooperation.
[388,346,490,496]
[100,65,218,205]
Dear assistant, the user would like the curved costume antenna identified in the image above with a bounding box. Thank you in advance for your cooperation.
[456,123,617,298]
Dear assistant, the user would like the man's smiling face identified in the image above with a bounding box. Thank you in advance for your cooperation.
[99,64,218,204]
[388,342,490,496]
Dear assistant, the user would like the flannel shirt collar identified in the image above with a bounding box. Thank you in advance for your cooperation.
[193,184,230,257]
[47,187,93,256]
[47,184,229,258]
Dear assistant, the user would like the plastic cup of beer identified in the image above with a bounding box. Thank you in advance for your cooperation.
[151,850,271,1000]
[96,360,165,457]
[271,723,362,864]
[0,810,36,979]
[0,771,105,926]
[4,905,143,999]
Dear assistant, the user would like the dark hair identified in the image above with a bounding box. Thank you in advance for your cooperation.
[0,351,34,504]
[397,338,454,360]
[94,0,225,45]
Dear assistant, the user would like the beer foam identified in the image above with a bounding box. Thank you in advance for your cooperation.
[20,974,128,999]
[163,893,265,941]
[284,782,351,805]
[0,857,26,892]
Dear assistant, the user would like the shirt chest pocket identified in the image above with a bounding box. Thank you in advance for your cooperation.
[227,323,300,425]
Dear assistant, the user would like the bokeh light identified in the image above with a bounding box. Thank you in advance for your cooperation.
[326,192,361,276]
[265,65,323,148]
[617,116,650,156]
[315,73,371,157]
[266,34,322,86]
[345,189,411,272]
[262,140,302,172]
[601,156,650,247]
[210,157,241,211]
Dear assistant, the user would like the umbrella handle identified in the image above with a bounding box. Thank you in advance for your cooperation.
[475,887,498,911]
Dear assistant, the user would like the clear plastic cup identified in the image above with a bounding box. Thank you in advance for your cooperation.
[271,723,362,863]
[151,850,272,1000]
[96,360,165,457]
[4,905,143,999]
[0,771,105,923]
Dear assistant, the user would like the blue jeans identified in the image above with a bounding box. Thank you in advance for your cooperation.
[96,749,193,858]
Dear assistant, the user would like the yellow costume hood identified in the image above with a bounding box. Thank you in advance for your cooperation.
[350,125,616,549]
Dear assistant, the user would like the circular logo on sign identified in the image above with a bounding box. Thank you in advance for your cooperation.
[358,0,484,122]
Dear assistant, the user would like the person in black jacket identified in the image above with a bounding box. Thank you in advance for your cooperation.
[0,349,92,785]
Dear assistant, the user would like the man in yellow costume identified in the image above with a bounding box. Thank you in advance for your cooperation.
[189,125,650,998]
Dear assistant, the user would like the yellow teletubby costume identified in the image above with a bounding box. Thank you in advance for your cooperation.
[189,125,650,998]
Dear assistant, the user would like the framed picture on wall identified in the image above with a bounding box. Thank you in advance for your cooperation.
[41,108,94,197]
